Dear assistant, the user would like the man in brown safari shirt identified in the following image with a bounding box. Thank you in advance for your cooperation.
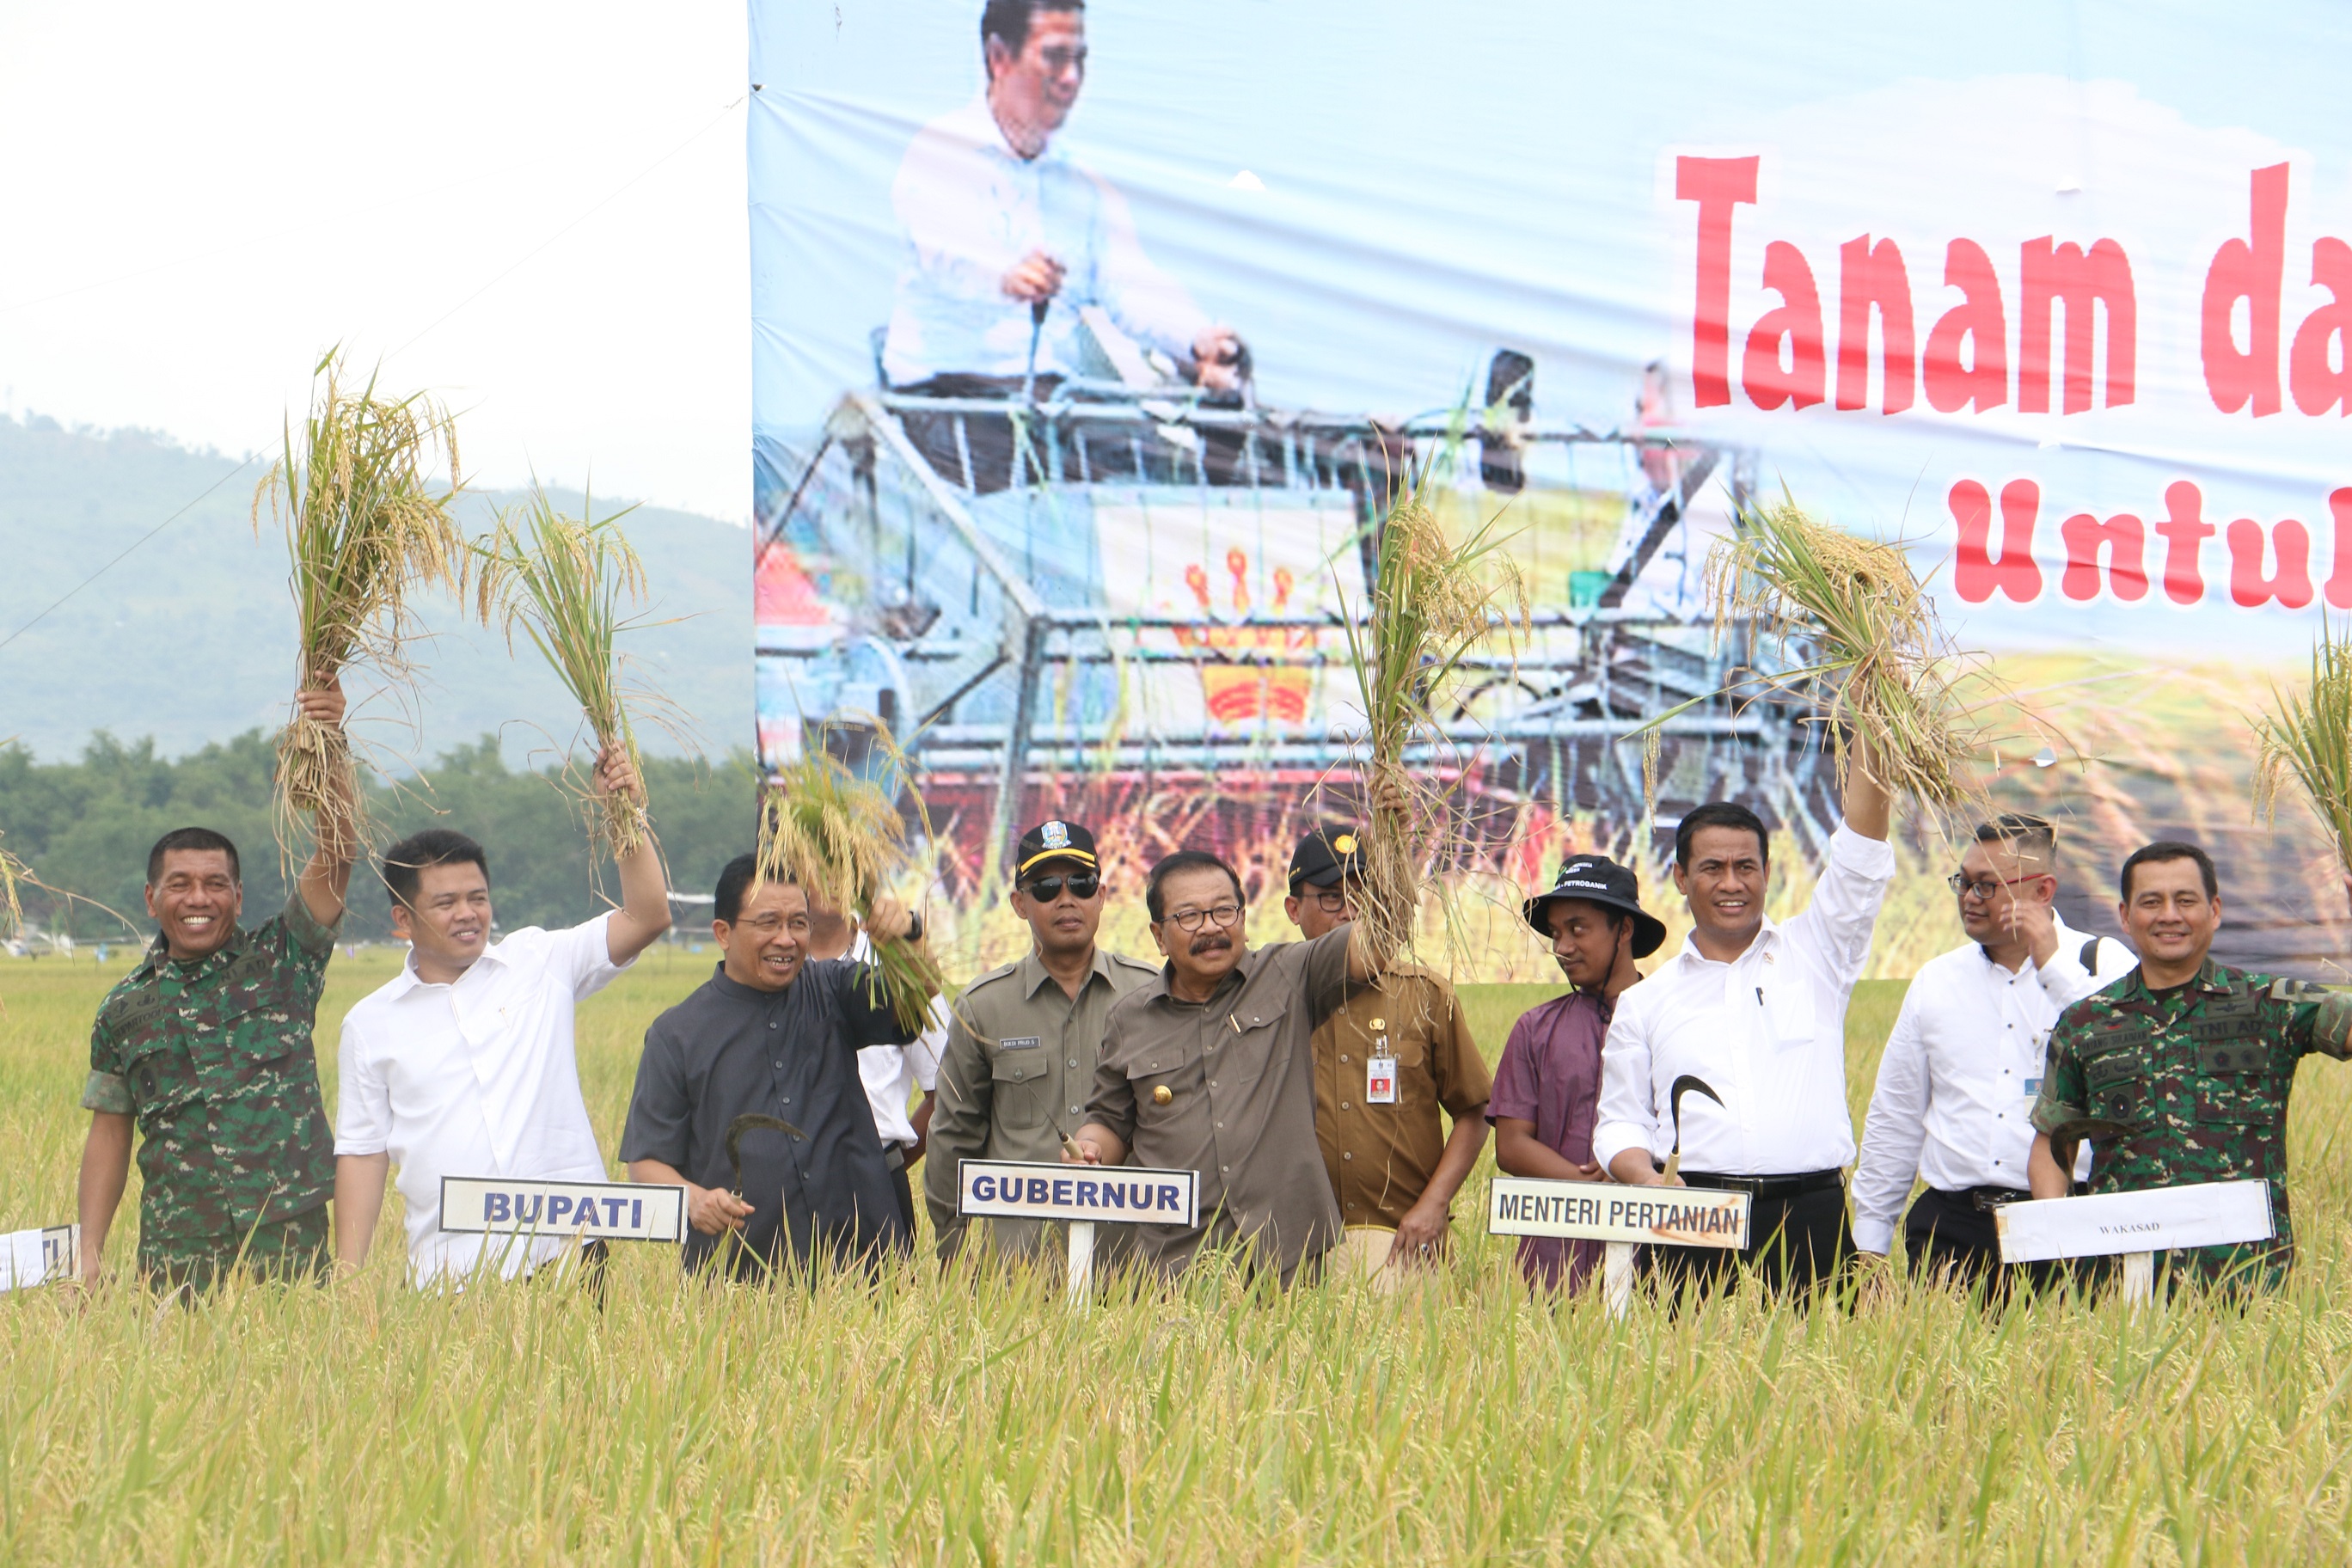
[1066,848,1390,1283]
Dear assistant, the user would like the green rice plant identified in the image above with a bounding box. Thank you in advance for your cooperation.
[1338,456,1528,973]
[758,750,945,1032]
[2253,619,2352,873]
[471,486,669,860]
[252,350,463,860]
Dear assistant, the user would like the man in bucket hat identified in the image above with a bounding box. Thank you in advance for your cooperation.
[1283,825,1491,1283]
[1487,854,1664,1290]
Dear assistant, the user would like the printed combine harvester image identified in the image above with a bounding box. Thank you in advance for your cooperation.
[753,333,1834,883]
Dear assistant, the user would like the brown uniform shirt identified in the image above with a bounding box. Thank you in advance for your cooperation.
[923,946,1161,1260]
[1087,926,1353,1277]
[1311,966,1491,1230]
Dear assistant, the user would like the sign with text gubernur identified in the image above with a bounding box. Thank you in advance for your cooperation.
[958,1160,1200,1228]
[1488,1178,1751,1250]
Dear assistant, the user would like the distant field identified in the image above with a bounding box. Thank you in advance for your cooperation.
[6,953,2352,1563]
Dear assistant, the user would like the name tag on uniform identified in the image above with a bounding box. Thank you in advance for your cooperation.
[1001,1036,1042,1050]
[1366,1053,1398,1104]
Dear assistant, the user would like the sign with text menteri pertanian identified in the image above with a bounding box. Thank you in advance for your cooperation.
[1487,1178,1751,1249]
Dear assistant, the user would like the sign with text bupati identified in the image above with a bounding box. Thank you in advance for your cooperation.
[753,3,2352,978]
[0,1224,77,1291]
[1994,1179,2275,1264]
[438,1179,687,1243]
[1487,1179,1751,1250]
[957,1161,1199,1228]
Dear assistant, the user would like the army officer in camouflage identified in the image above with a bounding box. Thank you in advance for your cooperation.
[2030,840,2352,1288]
[75,679,358,1291]
[925,819,1158,1261]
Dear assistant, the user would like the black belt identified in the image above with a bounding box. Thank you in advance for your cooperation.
[1938,1184,2031,1213]
[1681,1167,1845,1201]
[884,1145,906,1173]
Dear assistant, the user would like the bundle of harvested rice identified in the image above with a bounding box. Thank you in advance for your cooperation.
[1696,496,1985,816]
[1341,465,1527,971]
[253,352,462,857]
[758,752,943,1033]
[0,830,24,940]
[473,487,656,858]
[2253,621,2352,874]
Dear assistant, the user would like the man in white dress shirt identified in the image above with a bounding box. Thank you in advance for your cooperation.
[329,747,671,1287]
[1594,757,1892,1299]
[1853,814,2134,1292]
[882,0,1246,398]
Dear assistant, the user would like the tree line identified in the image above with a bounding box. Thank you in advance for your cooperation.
[1,732,759,942]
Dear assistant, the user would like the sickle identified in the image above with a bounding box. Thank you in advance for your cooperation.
[1662,1075,1724,1184]
[725,1113,808,1195]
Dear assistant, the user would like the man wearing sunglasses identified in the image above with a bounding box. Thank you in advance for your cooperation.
[1283,827,1491,1284]
[1852,813,2134,1292]
[1066,834,1402,1285]
[926,820,1159,1261]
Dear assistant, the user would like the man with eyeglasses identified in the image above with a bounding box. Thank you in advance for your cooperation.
[1852,814,2135,1293]
[1066,843,1397,1283]
[925,820,1158,1262]
[1282,827,1491,1283]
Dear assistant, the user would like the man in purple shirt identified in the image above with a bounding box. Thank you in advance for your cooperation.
[1488,854,1663,1289]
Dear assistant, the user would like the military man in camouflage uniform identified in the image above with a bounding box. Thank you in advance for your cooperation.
[75,680,357,1292]
[2029,839,2352,1289]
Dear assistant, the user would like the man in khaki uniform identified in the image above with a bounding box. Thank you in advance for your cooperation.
[926,820,1157,1260]
[1283,827,1491,1279]
[1068,845,1397,1283]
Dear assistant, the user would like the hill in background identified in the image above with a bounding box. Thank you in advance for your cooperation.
[0,412,750,765]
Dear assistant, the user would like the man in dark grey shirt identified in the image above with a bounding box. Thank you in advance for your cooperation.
[622,854,932,1277]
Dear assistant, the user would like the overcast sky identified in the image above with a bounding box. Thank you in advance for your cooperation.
[0,2,750,521]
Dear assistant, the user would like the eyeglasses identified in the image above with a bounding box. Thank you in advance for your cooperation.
[1021,873,1100,903]
[1947,872,2045,902]
[1165,902,1243,933]
[1297,888,1351,915]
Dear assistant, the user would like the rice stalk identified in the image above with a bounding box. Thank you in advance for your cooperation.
[1339,452,1528,974]
[472,486,662,859]
[0,829,25,939]
[1667,495,1989,826]
[757,750,944,1033]
[253,350,463,861]
[2252,620,2352,874]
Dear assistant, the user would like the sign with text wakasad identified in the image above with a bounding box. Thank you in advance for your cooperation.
[1994,1179,2275,1264]
[1488,1179,1752,1249]
[0,1224,77,1291]
[958,1161,1199,1228]
[439,1179,687,1244]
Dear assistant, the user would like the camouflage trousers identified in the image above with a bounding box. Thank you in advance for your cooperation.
[138,1205,330,1293]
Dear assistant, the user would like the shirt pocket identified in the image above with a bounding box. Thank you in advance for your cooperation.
[1127,1037,1204,1112]
[2194,1042,2278,1128]
[119,1037,203,1124]
[2081,1048,2152,1124]
[1762,980,1816,1051]
[990,1051,1054,1132]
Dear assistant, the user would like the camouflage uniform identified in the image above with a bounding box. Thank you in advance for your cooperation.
[2032,959,2352,1288]
[81,895,341,1289]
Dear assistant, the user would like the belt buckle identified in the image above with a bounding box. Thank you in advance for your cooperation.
[1970,1187,2022,1213]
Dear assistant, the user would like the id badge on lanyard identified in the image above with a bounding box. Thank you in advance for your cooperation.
[1366,1019,1398,1105]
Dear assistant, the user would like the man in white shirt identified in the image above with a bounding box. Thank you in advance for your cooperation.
[884,0,1245,393]
[1594,756,1892,1299]
[802,903,946,1237]
[1853,814,2134,1292]
[329,748,671,1287]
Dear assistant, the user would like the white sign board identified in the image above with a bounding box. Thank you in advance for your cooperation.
[957,1161,1199,1228]
[0,1224,77,1291]
[1994,1179,2275,1264]
[438,1178,687,1243]
[1487,1178,1752,1249]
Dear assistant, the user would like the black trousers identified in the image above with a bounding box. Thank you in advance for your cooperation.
[1645,1177,1853,1302]
[1904,1187,2092,1298]
[890,1161,917,1238]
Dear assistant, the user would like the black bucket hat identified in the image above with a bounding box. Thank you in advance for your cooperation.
[1522,853,1668,959]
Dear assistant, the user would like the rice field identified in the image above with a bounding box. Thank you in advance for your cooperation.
[7,945,2352,1564]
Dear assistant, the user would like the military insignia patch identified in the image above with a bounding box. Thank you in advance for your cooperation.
[1332,834,1357,854]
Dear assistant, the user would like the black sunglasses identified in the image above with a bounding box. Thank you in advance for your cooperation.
[1021,872,1100,902]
